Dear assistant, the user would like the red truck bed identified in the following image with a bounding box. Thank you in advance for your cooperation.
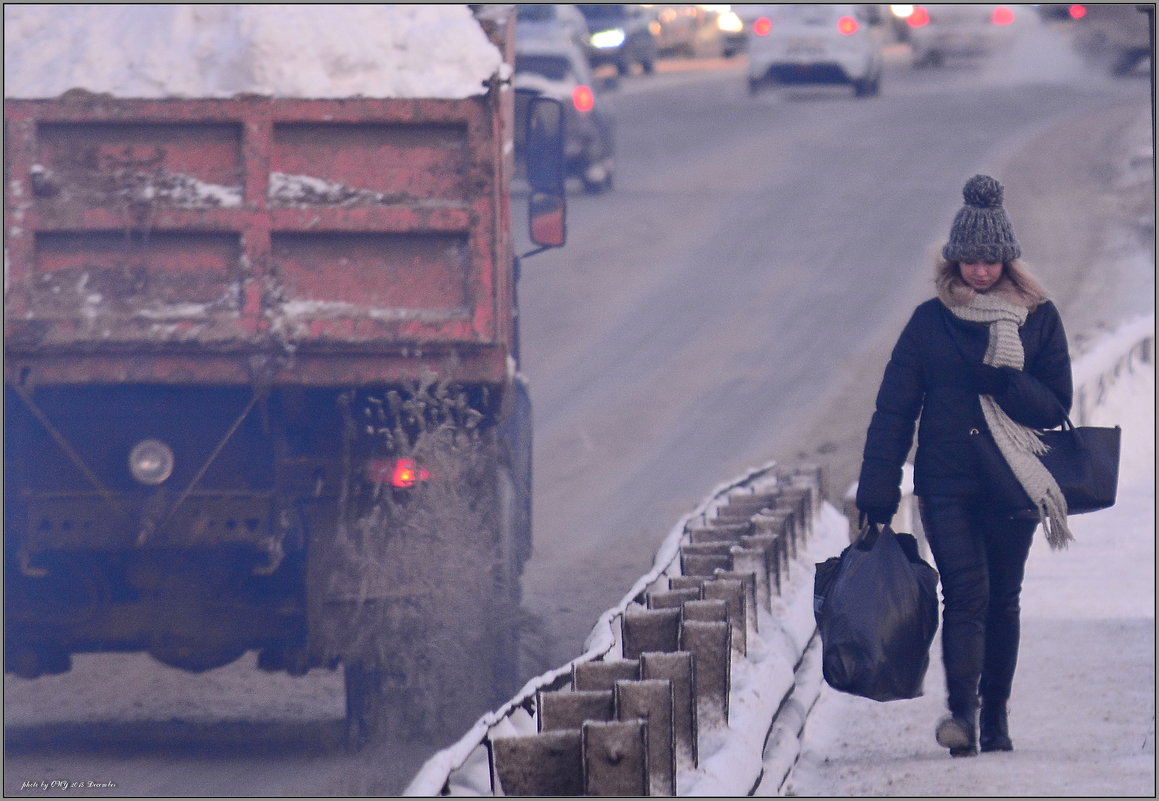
[4,95,514,387]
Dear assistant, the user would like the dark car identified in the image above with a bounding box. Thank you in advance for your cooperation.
[577,4,659,75]
[514,34,616,194]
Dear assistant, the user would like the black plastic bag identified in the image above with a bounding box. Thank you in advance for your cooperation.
[813,523,940,702]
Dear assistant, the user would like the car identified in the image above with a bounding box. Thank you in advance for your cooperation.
[515,4,593,59]
[745,4,887,97]
[649,4,700,58]
[514,34,616,194]
[902,4,1025,68]
[661,4,748,59]
[709,6,748,58]
[1068,4,1153,76]
[576,4,659,75]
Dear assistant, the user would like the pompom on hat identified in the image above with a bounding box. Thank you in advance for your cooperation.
[942,174,1022,264]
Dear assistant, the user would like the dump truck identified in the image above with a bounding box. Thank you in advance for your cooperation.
[4,6,566,744]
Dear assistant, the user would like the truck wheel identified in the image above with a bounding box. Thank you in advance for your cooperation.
[344,660,391,747]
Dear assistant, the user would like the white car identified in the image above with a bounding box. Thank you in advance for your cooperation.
[903,4,1024,68]
[745,4,888,97]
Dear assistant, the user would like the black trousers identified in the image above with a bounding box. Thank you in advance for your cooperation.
[918,495,1037,719]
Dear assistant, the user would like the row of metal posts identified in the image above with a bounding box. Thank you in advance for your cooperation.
[485,466,823,796]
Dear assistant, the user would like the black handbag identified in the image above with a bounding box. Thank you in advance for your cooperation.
[970,417,1121,517]
[813,523,940,702]
[942,311,1122,517]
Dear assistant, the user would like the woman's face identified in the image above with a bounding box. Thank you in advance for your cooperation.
[959,261,1003,292]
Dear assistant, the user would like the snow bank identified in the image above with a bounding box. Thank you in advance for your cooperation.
[3,4,503,100]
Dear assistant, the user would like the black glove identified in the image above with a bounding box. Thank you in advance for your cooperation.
[970,363,1009,395]
[858,506,894,527]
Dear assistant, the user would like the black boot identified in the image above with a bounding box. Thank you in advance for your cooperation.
[935,714,978,757]
[979,702,1013,752]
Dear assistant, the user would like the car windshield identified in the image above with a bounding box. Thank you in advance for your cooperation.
[515,54,573,82]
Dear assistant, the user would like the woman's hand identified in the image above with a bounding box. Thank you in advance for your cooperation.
[970,363,1010,395]
[858,506,894,527]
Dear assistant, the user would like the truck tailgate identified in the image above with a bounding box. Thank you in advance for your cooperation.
[4,97,511,386]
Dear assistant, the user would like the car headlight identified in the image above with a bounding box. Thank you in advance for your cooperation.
[129,438,175,485]
[717,11,744,33]
[591,28,627,49]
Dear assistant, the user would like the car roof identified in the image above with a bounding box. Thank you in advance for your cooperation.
[515,31,585,55]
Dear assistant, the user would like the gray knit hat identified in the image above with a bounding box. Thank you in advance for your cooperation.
[942,174,1021,263]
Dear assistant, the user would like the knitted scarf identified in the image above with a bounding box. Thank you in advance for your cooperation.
[943,279,1073,549]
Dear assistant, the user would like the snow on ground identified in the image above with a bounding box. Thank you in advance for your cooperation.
[3,4,502,99]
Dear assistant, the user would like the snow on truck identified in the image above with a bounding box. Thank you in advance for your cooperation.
[4,5,566,744]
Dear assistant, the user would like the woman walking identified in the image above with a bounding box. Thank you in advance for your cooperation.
[855,174,1074,757]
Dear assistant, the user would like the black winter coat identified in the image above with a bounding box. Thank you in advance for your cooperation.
[856,297,1072,517]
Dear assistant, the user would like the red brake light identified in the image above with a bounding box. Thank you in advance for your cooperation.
[907,6,929,27]
[369,458,431,488]
[1068,4,1086,20]
[753,16,772,36]
[572,84,594,113]
[991,6,1015,26]
[837,15,858,35]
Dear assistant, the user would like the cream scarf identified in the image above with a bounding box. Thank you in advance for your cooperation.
[942,279,1073,549]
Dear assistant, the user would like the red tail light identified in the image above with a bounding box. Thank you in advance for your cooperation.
[907,6,929,27]
[837,15,858,35]
[368,458,431,488]
[991,6,1014,25]
[1068,4,1086,20]
[572,84,594,113]
[753,16,772,36]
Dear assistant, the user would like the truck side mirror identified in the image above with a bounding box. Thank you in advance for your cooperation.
[524,96,566,251]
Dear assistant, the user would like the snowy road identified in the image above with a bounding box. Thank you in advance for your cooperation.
[5,22,1153,798]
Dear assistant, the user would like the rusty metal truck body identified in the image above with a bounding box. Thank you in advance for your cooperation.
[4,14,564,742]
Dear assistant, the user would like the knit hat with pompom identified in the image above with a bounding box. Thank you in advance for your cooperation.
[942,174,1022,264]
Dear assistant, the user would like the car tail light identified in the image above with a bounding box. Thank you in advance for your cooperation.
[572,85,594,113]
[837,15,859,35]
[1068,4,1086,20]
[906,6,929,27]
[752,16,772,36]
[991,6,1015,25]
[368,457,431,488]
